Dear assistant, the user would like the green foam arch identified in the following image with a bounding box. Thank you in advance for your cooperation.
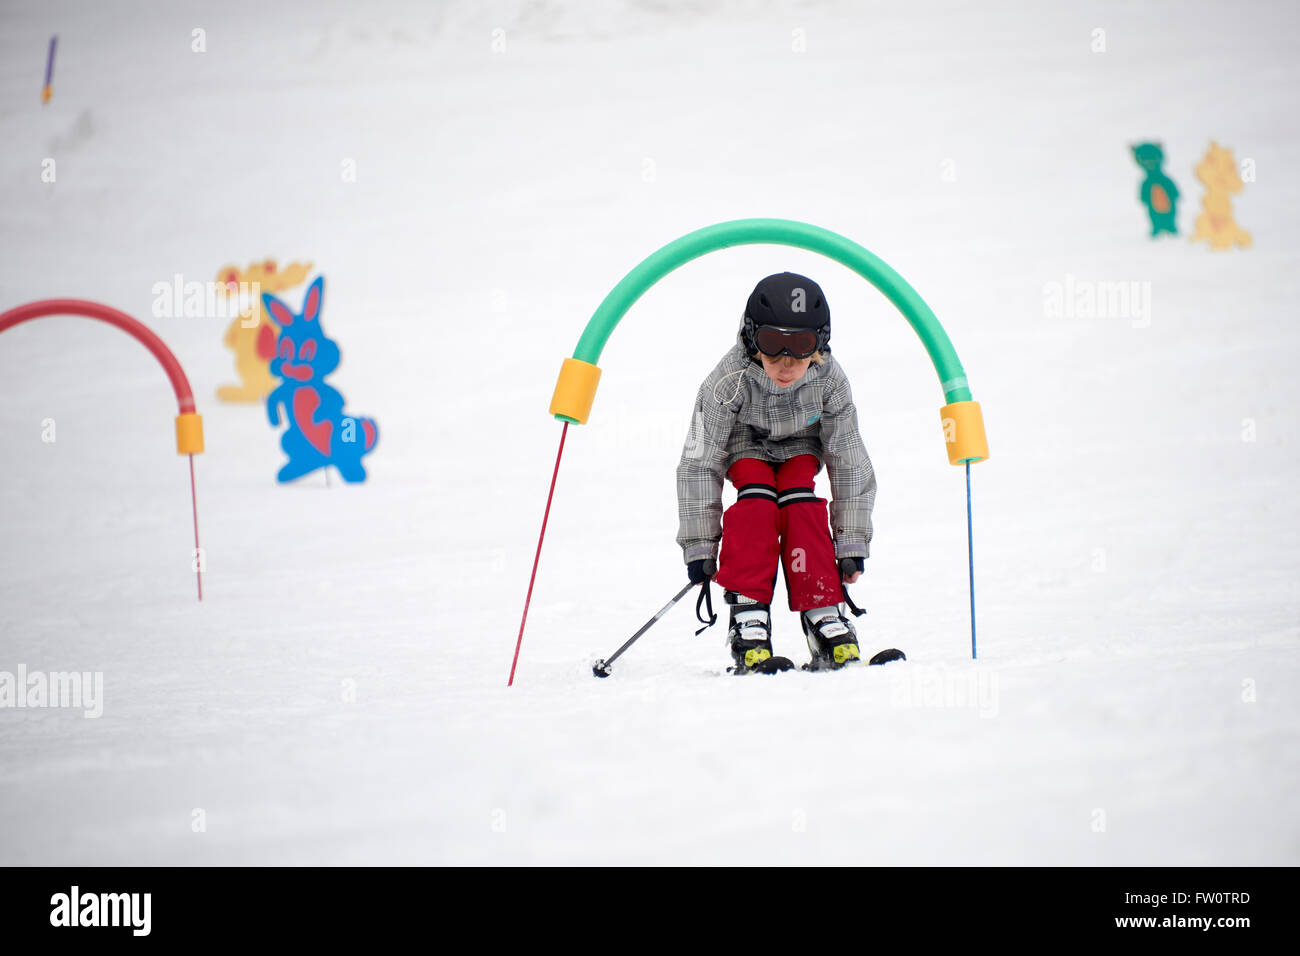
[568,218,972,407]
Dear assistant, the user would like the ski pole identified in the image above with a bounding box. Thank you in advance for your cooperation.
[592,581,696,678]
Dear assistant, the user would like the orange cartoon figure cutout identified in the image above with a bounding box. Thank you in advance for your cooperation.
[1191,143,1252,251]
[215,258,314,402]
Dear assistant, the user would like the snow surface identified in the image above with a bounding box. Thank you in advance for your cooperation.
[1,0,1297,865]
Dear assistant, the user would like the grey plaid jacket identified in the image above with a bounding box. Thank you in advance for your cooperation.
[676,333,876,564]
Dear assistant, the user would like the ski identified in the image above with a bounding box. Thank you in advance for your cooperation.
[800,647,907,671]
[725,648,905,675]
[726,655,795,675]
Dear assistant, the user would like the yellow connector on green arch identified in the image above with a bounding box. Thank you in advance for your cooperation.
[940,401,988,465]
[548,358,601,425]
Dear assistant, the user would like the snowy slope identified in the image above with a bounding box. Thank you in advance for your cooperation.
[0,0,1297,865]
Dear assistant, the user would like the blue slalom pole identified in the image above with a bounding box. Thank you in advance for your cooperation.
[966,460,976,659]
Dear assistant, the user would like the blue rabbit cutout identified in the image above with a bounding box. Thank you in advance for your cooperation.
[262,276,378,483]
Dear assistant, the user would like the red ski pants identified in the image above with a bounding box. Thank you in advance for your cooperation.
[714,455,843,610]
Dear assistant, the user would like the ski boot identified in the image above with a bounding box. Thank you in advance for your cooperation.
[801,604,862,670]
[725,592,793,674]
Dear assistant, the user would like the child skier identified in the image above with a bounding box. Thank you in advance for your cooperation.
[677,272,876,673]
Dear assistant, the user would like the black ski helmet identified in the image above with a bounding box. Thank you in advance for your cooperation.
[742,272,831,358]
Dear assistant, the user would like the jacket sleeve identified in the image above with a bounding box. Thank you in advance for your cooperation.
[676,369,742,564]
[819,371,875,560]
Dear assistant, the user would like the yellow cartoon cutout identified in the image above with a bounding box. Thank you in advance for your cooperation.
[1191,143,1251,251]
[215,258,313,402]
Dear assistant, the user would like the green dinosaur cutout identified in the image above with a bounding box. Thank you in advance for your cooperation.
[1132,143,1180,238]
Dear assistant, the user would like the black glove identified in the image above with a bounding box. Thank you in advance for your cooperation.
[839,556,864,580]
[687,558,717,584]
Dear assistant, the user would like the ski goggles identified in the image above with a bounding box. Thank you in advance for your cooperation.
[753,324,822,359]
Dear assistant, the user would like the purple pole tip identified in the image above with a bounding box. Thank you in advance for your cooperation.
[44,36,58,89]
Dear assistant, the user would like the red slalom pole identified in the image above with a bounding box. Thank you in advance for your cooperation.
[190,454,203,601]
[508,421,569,686]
